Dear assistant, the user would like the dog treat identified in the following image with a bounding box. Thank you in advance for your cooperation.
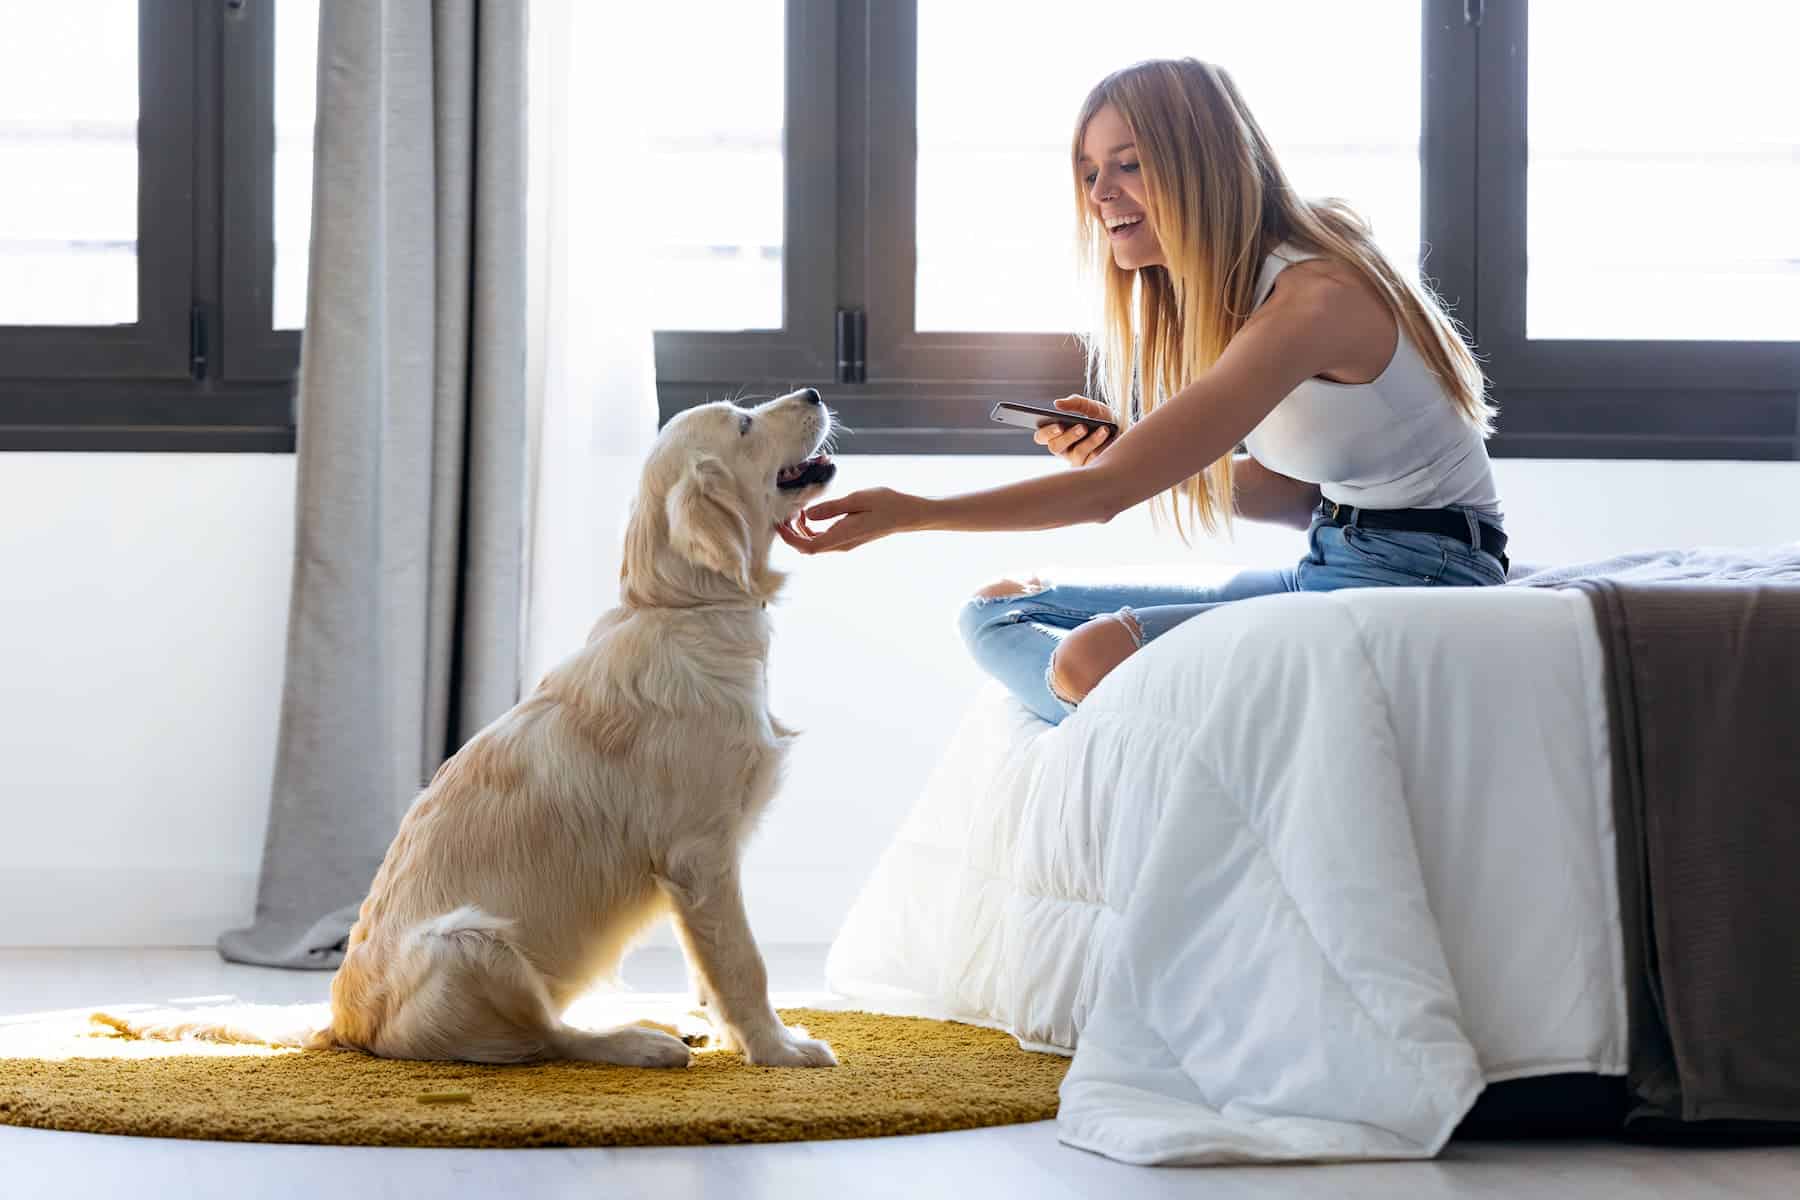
[415,1090,473,1104]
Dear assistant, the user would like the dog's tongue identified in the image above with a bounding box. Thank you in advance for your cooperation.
[777,454,837,491]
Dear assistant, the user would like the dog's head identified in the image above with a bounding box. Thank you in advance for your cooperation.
[622,389,836,607]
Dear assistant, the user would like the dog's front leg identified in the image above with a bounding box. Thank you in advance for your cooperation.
[656,862,836,1068]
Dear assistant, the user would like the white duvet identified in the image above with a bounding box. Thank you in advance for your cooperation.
[825,584,1627,1165]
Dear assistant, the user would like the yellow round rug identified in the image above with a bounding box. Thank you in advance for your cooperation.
[0,1008,1069,1148]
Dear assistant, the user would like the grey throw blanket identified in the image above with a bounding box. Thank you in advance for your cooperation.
[1522,545,1800,1131]
[1510,542,1800,588]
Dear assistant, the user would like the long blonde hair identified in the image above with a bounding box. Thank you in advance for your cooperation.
[1072,58,1493,538]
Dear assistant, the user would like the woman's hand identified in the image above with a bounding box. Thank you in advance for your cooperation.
[1033,394,1115,466]
[776,487,929,555]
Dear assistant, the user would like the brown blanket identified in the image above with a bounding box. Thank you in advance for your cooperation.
[1575,574,1800,1131]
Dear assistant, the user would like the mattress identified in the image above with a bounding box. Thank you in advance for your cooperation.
[825,584,1626,1164]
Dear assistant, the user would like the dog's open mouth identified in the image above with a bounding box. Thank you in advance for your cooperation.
[777,454,836,490]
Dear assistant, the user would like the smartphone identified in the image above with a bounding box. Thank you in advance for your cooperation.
[988,400,1120,440]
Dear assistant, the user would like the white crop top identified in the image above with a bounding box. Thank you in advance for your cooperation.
[1241,245,1502,517]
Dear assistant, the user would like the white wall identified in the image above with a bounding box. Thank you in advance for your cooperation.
[3,453,1795,947]
[0,454,296,945]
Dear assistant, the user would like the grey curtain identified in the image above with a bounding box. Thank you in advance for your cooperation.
[219,1,526,968]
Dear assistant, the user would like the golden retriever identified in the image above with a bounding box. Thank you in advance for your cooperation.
[101,388,838,1069]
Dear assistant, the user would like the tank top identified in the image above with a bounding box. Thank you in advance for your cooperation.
[1241,244,1502,517]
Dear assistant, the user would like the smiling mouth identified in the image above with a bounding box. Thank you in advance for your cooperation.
[777,454,836,490]
[1106,214,1144,240]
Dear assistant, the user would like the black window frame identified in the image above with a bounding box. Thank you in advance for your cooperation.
[1472,0,1799,460]
[653,0,1798,461]
[650,0,841,430]
[8,2,1790,457]
[0,0,297,452]
[220,0,305,385]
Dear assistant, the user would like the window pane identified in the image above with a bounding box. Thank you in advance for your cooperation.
[274,0,319,331]
[1529,3,1800,341]
[622,2,784,331]
[916,2,1420,334]
[0,2,138,326]
[278,5,787,335]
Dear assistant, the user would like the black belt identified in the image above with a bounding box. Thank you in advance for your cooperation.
[1320,500,1509,570]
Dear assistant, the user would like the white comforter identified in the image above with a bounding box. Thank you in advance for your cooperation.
[825,585,1627,1165]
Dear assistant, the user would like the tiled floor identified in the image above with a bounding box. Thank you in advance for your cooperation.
[3,948,1798,1199]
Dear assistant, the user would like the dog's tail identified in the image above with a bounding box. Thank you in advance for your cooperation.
[90,1001,342,1050]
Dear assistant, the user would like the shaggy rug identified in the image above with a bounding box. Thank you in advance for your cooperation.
[0,1007,1069,1148]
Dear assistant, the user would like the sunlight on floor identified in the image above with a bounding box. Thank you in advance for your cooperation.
[0,986,845,1063]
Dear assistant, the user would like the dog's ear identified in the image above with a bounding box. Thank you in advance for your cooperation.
[665,454,754,589]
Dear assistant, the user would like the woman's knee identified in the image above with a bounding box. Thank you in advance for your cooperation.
[957,575,1049,648]
[1047,611,1142,706]
[971,575,1047,602]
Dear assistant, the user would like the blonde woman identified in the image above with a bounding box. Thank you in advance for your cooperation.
[781,58,1508,725]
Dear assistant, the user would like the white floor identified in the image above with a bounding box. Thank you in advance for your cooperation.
[4,949,1799,1200]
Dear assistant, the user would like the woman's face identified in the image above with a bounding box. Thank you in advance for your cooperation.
[1079,103,1165,270]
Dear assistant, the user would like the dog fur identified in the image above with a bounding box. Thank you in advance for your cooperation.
[101,391,838,1069]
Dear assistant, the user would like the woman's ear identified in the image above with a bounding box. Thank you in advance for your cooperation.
[664,455,753,590]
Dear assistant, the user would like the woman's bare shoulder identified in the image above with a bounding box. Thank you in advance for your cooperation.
[1256,256,1396,382]
[1270,255,1383,308]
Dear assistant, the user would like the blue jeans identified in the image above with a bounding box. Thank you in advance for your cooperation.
[957,509,1508,725]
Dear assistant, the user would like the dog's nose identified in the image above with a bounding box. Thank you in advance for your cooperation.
[799,387,822,405]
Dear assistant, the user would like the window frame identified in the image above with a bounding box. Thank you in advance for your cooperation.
[830,0,1091,453]
[0,0,295,452]
[1472,0,1799,460]
[0,2,193,381]
[220,0,304,384]
[20,3,1782,456]
[651,0,842,424]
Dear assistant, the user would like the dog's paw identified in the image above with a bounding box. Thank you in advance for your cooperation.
[745,1026,837,1068]
[609,1025,693,1068]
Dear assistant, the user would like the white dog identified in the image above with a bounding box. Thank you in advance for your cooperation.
[103,389,838,1069]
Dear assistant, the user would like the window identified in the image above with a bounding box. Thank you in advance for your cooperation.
[652,0,1798,460]
[1474,0,1799,458]
[0,2,300,451]
[11,2,1791,456]
[0,3,139,327]
[1525,3,1798,343]
[650,0,838,418]
[634,2,787,333]
[914,0,1420,334]
[274,0,320,333]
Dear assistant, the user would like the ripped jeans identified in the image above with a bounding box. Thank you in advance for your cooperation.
[957,509,1508,725]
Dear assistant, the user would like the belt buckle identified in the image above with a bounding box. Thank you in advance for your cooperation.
[1328,501,1344,522]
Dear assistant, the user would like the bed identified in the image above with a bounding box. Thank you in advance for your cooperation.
[825,580,1630,1164]
[827,543,1800,1165]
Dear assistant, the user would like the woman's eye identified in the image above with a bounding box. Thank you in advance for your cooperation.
[1083,172,1097,186]
[1121,162,1139,174]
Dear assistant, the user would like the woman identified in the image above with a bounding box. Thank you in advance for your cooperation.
[780,58,1508,725]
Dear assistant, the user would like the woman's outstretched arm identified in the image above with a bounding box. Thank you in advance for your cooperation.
[782,268,1376,553]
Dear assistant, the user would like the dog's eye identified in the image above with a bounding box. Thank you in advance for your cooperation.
[739,415,752,436]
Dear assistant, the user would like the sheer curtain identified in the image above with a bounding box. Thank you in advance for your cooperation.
[523,0,660,687]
